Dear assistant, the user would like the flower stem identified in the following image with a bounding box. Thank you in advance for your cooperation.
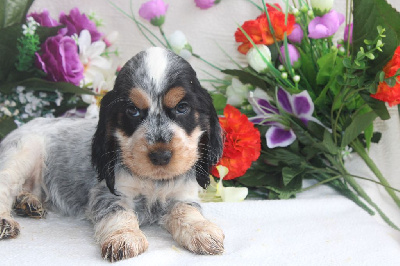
[351,138,400,209]
[158,26,172,50]
[344,174,400,230]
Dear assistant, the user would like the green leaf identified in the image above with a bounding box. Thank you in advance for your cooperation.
[0,117,17,140]
[299,48,317,89]
[359,91,390,120]
[211,93,227,114]
[353,0,400,74]
[282,166,303,186]
[265,174,303,199]
[316,50,338,86]
[0,78,95,95]
[0,0,34,28]
[0,25,21,82]
[341,111,378,147]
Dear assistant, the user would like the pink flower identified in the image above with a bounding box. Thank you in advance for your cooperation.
[288,23,303,43]
[279,44,300,67]
[28,9,59,27]
[308,10,345,39]
[59,7,102,42]
[344,23,353,44]
[194,0,220,9]
[139,0,168,26]
[35,35,84,86]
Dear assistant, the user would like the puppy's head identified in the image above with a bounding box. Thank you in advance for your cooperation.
[92,47,223,194]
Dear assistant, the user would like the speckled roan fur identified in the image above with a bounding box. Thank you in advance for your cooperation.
[0,47,225,261]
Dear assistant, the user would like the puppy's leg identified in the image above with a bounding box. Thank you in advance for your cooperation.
[0,135,46,240]
[88,185,148,262]
[162,202,224,255]
[14,191,46,219]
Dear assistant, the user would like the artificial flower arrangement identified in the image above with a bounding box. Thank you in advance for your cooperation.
[0,0,119,140]
[112,0,400,229]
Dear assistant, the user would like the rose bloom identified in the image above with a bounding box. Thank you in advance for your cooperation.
[211,105,261,180]
[28,9,59,27]
[371,46,400,106]
[35,35,84,86]
[59,7,102,42]
[235,3,295,54]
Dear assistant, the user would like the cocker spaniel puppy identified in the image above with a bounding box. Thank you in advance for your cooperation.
[0,47,224,262]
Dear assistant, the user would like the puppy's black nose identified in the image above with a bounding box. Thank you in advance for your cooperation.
[149,150,172,166]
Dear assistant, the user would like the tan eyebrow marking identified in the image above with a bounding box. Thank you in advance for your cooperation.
[164,87,186,108]
[130,88,151,109]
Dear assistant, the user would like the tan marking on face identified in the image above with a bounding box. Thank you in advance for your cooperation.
[163,87,186,108]
[116,124,203,180]
[130,88,151,109]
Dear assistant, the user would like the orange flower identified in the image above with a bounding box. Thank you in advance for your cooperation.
[211,105,261,180]
[371,46,400,106]
[235,4,295,54]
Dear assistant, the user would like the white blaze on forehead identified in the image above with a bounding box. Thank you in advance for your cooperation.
[145,47,168,93]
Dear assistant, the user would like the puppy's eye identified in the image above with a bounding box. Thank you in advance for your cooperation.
[126,106,140,118]
[175,102,190,115]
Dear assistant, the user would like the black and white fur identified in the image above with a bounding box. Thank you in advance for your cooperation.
[0,47,224,262]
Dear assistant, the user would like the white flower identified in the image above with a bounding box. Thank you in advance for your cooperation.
[226,78,250,107]
[168,30,192,60]
[246,45,271,73]
[215,166,248,202]
[342,146,353,161]
[310,0,334,16]
[85,103,100,119]
[78,30,111,88]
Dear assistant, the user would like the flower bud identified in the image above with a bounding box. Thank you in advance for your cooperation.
[139,0,168,26]
[293,75,300,83]
[168,30,192,60]
[278,64,285,71]
[281,72,288,79]
[246,45,272,73]
[279,44,301,68]
[288,24,304,44]
[310,0,334,16]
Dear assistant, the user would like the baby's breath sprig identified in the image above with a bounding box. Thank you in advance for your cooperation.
[15,17,41,72]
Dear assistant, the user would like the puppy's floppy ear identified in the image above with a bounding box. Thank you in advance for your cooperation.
[196,92,224,189]
[92,90,119,195]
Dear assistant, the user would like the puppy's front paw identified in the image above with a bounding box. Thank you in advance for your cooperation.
[181,221,225,255]
[0,217,20,240]
[101,229,148,262]
[14,192,46,219]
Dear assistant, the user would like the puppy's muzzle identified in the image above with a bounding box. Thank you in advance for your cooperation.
[148,149,172,166]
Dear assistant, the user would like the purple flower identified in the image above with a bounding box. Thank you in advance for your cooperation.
[35,35,84,86]
[194,0,220,9]
[249,88,316,148]
[308,10,345,39]
[59,7,102,42]
[288,23,303,43]
[28,9,59,27]
[344,23,353,44]
[139,0,168,26]
[279,44,300,67]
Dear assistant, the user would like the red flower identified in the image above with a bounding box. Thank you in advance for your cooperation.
[371,46,400,106]
[235,4,295,54]
[212,105,261,180]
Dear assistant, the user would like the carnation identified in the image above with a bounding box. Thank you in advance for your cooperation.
[211,105,261,180]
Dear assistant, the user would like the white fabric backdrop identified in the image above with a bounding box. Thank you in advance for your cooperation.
[1,0,400,264]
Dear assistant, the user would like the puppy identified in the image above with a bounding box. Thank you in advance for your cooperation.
[0,47,224,262]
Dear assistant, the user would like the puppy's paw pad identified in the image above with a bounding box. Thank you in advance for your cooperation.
[0,218,20,240]
[14,192,46,219]
[186,221,225,255]
[101,230,149,262]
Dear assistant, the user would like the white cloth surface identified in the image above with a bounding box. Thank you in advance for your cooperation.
[0,183,399,265]
[2,0,400,264]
